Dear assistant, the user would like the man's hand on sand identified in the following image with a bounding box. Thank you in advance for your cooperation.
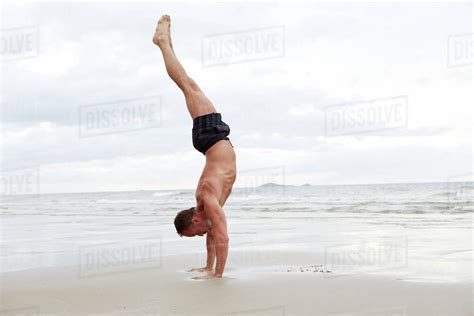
[188,267,212,273]
[188,267,223,280]
[192,273,221,280]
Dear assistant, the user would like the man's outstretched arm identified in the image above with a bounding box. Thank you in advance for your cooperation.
[205,233,217,270]
[207,199,229,277]
[191,197,228,279]
[189,233,216,272]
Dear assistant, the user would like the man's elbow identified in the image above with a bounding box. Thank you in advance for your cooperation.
[215,235,229,246]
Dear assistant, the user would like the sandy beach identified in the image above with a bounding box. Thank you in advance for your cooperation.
[2,183,473,315]
[1,250,472,316]
[1,1,473,315]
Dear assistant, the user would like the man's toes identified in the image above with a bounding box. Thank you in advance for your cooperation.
[157,15,170,27]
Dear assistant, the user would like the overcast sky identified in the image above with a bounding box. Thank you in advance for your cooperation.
[0,2,472,193]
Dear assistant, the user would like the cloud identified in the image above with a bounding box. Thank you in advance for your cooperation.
[1,2,471,192]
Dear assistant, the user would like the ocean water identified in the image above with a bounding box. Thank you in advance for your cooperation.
[1,182,472,282]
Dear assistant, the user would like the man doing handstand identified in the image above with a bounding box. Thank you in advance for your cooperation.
[153,15,236,279]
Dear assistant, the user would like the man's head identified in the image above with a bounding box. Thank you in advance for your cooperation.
[174,207,211,237]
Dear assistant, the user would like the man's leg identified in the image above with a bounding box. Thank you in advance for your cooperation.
[153,15,216,119]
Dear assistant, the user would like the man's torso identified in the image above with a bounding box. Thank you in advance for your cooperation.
[196,140,236,207]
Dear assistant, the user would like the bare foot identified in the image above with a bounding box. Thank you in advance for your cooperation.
[153,14,172,48]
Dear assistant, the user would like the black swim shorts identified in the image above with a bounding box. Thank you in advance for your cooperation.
[192,112,231,155]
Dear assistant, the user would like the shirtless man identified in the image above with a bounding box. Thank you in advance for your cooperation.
[153,15,236,279]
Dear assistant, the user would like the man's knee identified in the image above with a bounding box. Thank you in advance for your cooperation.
[172,74,197,93]
[183,77,201,93]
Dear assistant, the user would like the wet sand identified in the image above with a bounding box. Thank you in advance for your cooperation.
[1,251,472,315]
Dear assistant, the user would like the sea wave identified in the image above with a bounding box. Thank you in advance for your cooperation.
[152,192,177,197]
[96,199,143,204]
[237,204,473,215]
[429,191,453,197]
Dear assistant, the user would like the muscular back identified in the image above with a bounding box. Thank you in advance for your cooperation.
[196,140,236,207]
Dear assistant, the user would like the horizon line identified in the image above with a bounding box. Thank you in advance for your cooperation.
[5,179,472,196]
